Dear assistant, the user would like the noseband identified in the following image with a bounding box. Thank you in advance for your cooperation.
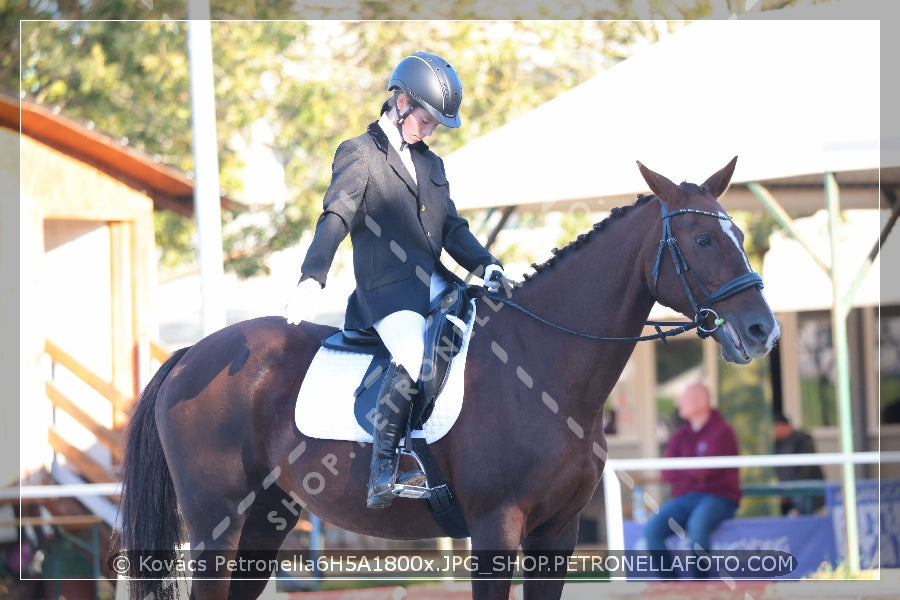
[651,200,764,338]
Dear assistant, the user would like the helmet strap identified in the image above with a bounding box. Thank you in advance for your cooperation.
[395,105,414,150]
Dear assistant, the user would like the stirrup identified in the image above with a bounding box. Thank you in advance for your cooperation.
[367,487,396,509]
[393,467,431,499]
[392,441,430,498]
[396,471,427,487]
[392,482,431,500]
[367,469,428,508]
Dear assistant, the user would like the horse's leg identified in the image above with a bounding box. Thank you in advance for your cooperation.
[186,517,245,600]
[173,470,258,599]
[519,519,580,600]
[183,484,302,600]
[226,486,301,600]
[469,509,525,600]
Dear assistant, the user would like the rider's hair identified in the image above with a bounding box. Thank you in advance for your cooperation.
[381,90,406,115]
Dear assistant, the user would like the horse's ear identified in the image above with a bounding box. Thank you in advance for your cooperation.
[700,156,738,198]
[637,160,680,202]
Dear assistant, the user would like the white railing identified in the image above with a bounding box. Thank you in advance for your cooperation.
[0,482,121,500]
[603,450,900,563]
[7,451,900,577]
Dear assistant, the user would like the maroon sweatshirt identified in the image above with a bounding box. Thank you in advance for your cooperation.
[662,409,742,504]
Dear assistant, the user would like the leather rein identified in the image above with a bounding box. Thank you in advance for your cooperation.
[484,198,764,344]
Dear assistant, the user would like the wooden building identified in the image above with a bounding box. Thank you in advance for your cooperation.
[0,94,237,493]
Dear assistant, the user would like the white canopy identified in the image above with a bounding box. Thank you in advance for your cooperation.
[762,209,899,310]
[445,13,894,215]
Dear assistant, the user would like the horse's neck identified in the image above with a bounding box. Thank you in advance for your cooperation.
[516,214,654,338]
[506,210,656,416]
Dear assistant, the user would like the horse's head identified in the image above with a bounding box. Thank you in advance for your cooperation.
[636,156,780,364]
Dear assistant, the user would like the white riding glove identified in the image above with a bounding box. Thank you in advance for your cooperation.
[483,264,512,295]
[284,278,323,325]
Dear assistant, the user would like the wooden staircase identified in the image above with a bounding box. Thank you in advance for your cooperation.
[0,338,173,584]
[43,338,130,484]
[42,337,171,485]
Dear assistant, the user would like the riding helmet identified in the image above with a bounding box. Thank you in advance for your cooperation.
[388,51,463,128]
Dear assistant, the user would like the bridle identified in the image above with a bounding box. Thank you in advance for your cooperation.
[652,199,764,338]
[484,197,764,343]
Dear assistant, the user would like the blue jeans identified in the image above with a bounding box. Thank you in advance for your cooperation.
[643,492,737,578]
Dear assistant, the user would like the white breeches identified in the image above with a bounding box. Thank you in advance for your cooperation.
[372,270,450,381]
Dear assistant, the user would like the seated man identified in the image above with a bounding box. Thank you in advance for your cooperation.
[643,383,741,578]
[773,411,825,516]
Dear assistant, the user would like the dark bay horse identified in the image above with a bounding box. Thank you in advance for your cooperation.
[118,157,780,600]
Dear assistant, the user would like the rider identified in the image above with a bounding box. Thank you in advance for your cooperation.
[284,51,509,509]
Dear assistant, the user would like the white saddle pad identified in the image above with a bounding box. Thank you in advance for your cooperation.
[295,301,475,444]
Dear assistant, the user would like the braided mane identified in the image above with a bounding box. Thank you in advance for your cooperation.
[521,193,656,282]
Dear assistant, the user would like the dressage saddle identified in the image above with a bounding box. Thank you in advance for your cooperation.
[318,282,476,538]
[320,282,475,433]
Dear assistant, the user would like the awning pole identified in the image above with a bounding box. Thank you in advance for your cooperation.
[843,191,900,308]
[749,177,863,572]
[746,181,830,275]
[187,0,226,336]
[825,172,860,574]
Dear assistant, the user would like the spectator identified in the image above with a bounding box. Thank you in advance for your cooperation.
[643,383,741,578]
[773,411,825,516]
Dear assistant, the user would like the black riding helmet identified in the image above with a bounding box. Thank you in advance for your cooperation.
[388,51,463,128]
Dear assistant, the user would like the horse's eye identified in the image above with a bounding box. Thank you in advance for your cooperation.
[695,235,713,248]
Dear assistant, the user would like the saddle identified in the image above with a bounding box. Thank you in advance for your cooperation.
[318,282,475,539]
[320,282,475,435]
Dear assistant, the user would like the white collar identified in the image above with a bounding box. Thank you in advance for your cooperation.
[378,112,407,153]
[378,112,417,184]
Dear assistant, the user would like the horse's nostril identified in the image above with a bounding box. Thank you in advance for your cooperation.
[748,323,768,343]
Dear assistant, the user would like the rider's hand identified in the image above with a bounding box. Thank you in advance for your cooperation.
[284,278,323,325]
[483,264,513,295]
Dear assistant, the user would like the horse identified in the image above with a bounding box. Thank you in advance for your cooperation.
[117,157,780,600]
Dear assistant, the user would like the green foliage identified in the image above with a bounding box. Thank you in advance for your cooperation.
[10,18,655,277]
[655,338,703,384]
[557,210,594,250]
[719,353,777,517]
[882,375,900,422]
[154,209,196,272]
[732,209,787,273]
[4,1,826,277]
[800,377,837,427]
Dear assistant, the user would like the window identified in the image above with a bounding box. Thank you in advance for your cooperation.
[797,311,838,427]
[881,307,900,425]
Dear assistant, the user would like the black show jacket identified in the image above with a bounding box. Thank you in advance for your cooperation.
[300,122,500,331]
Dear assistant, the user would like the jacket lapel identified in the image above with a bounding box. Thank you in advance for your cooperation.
[388,148,418,194]
[410,145,432,192]
[367,122,418,195]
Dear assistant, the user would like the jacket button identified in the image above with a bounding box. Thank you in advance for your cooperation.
[421,205,426,212]
[427,231,432,237]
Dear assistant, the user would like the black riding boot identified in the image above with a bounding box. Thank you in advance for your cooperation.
[366,363,425,509]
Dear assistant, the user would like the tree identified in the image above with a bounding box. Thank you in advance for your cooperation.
[5,1,827,277]
[12,17,667,276]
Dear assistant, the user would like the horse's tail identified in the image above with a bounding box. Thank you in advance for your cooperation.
[118,346,190,600]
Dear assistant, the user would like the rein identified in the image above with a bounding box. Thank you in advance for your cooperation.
[482,292,701,343]
[485,198,764,344]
